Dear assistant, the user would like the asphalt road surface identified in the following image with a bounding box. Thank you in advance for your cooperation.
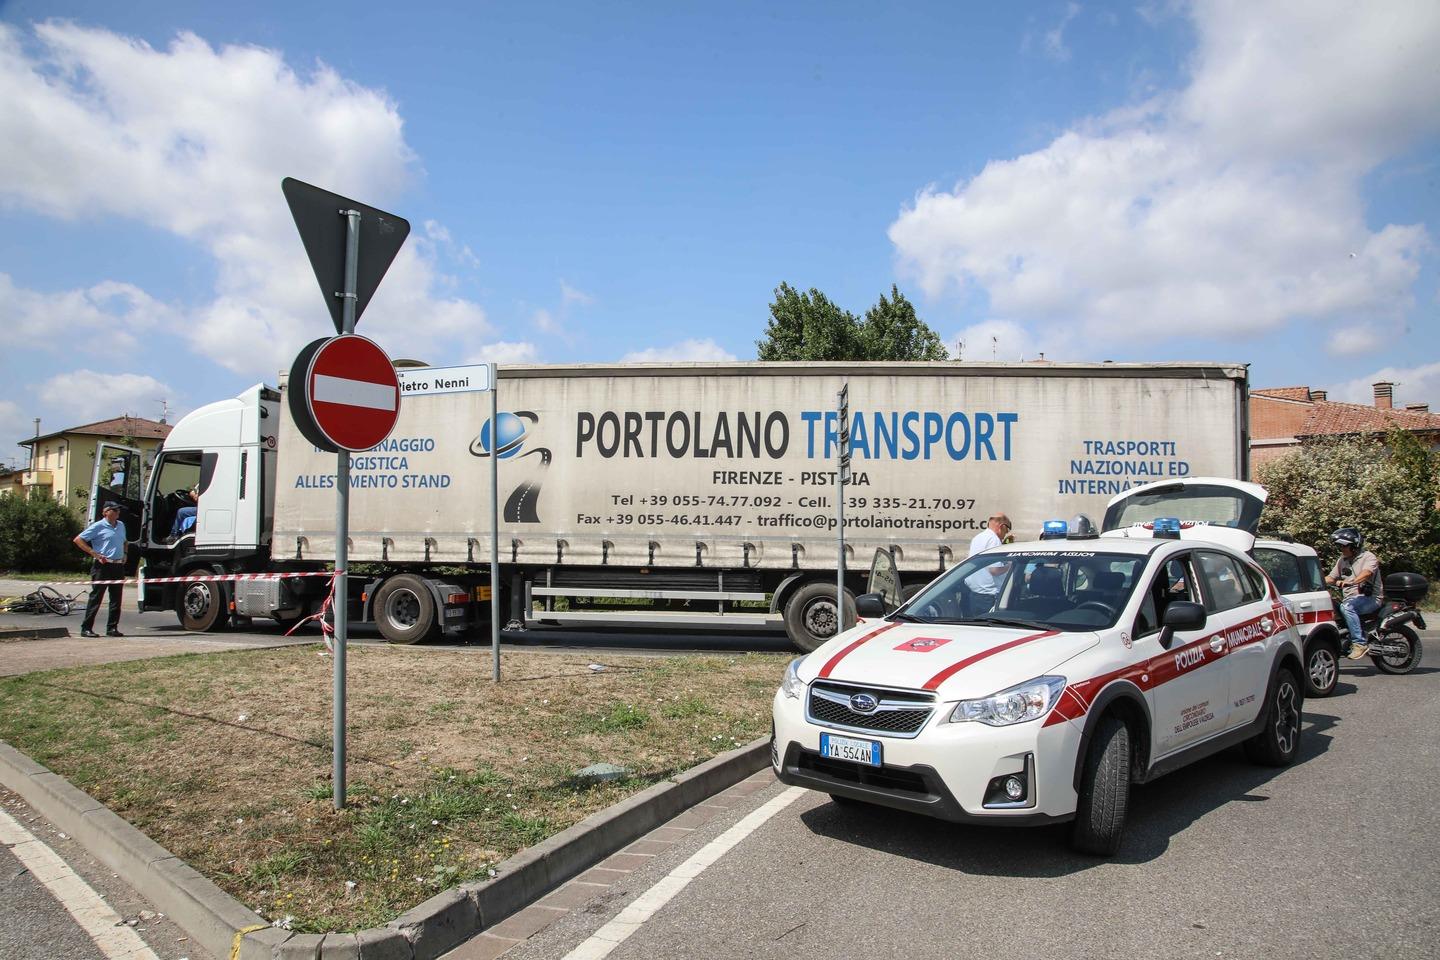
[0,788,213,960]
[505,640,1440,960]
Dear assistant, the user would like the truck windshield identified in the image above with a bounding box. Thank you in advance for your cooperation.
[899,550,1145,632]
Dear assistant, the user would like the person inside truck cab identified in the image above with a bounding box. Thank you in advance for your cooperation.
[169,486,199,539]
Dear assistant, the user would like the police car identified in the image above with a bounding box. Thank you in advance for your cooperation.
[772,478,1305,855]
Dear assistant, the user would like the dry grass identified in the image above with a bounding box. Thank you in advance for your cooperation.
[0,643,788,932]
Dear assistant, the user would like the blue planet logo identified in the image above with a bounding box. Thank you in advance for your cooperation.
[470,411,536,459]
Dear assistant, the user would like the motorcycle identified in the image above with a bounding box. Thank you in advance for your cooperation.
[1334,572,1429,675]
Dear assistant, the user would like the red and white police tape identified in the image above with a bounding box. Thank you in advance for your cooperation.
[28,570,343,588]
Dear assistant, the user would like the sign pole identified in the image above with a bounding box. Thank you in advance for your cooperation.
[836,382,849,634]
[490,363,501,682]
[333,208,360,810]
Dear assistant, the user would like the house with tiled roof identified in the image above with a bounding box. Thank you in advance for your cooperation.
[1251,381,1440,467]
[16,415,172,516]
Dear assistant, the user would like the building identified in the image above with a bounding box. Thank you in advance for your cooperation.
[1251,381,1440,468]
[17,416,172,516]
[0,466,25,499]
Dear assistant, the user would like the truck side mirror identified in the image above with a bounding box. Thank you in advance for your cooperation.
[855,592,888,618]
[1158,600,1206,649]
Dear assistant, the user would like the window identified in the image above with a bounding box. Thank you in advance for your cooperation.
[1195,552,1249,613]
[1254,548,1303,596]
[1135,556,1195,636]
[1300,556,1326,593]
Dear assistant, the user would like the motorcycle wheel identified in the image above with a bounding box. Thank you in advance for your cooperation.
[1369,625,1423,675]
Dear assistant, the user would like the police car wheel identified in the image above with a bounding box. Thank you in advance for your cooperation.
[1071,715,1130,856]
[1304,638,1339,697]
[1244,666,1302,766]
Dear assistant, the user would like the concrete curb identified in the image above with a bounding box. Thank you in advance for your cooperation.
[0,735,769,960]
[0,626,71,640]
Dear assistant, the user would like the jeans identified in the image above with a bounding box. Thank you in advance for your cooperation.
[170,506,196,538]
[82,560,125,632]
[1340,595,1381,645]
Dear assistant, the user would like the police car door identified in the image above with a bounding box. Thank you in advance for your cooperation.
[1142,553,1232,755]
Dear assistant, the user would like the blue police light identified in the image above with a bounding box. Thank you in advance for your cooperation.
[1040,519,1068,540]
[1153,517,1181,539]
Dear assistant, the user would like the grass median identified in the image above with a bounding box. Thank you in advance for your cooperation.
[0,644,789,932]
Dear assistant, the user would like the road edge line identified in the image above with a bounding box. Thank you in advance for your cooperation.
[0,734,770,960]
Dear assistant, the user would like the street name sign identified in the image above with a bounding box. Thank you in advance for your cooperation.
[289,335,401,452]
[396,363,493,398]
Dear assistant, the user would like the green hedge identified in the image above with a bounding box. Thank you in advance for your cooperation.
[0,493,87,573]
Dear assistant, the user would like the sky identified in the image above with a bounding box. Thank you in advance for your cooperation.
[1,0,1437,467]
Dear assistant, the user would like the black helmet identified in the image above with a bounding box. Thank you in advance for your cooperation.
[1331,527,1363,550]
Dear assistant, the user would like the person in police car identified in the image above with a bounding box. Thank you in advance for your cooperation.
[1325,526,1384,659]
[74,501,127,638]
[963,512,1012,613]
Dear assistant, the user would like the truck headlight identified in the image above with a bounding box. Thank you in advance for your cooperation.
[780,657,806,700]
[947,676,1066,726]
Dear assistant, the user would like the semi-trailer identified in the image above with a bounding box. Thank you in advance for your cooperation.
[99,361,1249,651]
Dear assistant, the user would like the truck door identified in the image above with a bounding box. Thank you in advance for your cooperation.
[89,442,146,555]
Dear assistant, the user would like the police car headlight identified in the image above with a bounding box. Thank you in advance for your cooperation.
[948,676,1066,726]
[780,657,806,700]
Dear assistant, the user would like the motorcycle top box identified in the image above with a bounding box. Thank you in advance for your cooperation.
[1384,572,1430,604]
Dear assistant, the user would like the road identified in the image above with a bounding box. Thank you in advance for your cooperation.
[0,788,213,960]
[498,641,1440,960]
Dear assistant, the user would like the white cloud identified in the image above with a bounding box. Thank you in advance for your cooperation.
[560,281,595,307]
[1327,361,1440,407]
[0,273,177,353]
[38,370,176,425]
[0,22,492,377]
[0,400,28,461]
[1325,323,1383,357]
[1044,3,1082,62]
[467,341,540,365]
[890,0,1440,350]
[619,338,738,363]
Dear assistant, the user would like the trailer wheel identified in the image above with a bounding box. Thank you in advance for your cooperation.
[783,582,856,652]
[176,569,228,632]
[373,574,439,644]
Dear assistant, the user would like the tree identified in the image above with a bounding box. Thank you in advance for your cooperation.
[860,286,949,361]
[756,283,948,361]
[0,492,86,573]
[1256,429,1440,578]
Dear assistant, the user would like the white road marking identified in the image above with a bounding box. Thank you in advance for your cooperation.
[560,786,804,960]
[312,374,397,410]
[0,806,160,960]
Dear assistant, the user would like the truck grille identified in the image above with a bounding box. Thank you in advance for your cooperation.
[807,681,935,739]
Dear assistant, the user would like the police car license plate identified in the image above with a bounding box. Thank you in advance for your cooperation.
[821,733,881,767]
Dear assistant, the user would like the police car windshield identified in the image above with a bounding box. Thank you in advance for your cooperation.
[898,550,1145,632]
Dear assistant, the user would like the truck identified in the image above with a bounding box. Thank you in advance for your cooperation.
[94,361,1250,651]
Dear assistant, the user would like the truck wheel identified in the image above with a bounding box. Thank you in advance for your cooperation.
[1071,715,1131,856]
[783,582,856,652]
[1304,636,1339,697]
[373,574,438,644]
[1244,666,1303,766]
[177,573,228,632]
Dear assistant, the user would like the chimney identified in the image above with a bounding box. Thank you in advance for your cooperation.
[1373,381,1394,409]
[1309,389,1327,402]
[1405,402,1430,414]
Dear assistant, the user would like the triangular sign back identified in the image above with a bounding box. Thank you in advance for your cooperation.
[282,177,411,333]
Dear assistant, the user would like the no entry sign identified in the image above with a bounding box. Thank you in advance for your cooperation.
[289,335,400,452]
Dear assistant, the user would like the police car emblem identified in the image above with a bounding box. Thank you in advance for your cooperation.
[1121,631,1133,649]
[849,693,879,714]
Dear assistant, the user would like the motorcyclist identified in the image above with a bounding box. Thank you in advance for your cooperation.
[1324,527,1384,659]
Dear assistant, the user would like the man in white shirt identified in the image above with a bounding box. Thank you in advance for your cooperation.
[964,513,1012,611]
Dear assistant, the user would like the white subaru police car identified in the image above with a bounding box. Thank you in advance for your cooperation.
[772,478,1305,855]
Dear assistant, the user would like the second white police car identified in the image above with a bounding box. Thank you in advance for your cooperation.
[772,478,1305,855]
